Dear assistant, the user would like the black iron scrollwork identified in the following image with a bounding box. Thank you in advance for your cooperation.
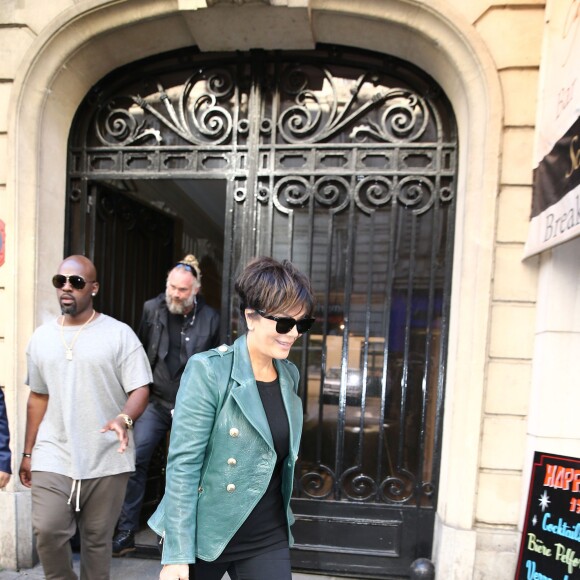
[350,92,429,143]
[299,464,336,499]
[396,176,435,215]
[69,187,82,203]
[422,481,435,498]
[95,102,161,146]
[379,468,416,503]
[340,466,378,501]
[277,66,430,144]
[313,176,350,212]
[256,183,270,204]
[273,176,311,213]
[95,68,235,146]
[440,185,454,203]
[277,67,328,142]
[354,176,393,214]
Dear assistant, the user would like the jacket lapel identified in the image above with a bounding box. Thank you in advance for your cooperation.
[275,359,302,458]
[230,335,302,455]
[158,301,168,328]
[230,336,274,450]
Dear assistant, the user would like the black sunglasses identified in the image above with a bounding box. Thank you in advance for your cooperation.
[256,310,315,335]
[52,274,93,291]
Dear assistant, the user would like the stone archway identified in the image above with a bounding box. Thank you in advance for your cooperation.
[8,0,502,573]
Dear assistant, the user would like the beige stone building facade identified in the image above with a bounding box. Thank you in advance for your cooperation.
[0,0,578,578]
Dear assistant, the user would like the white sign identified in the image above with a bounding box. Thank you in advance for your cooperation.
[524,0,580,258]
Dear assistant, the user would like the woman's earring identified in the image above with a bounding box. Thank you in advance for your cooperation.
[92,293,97,297]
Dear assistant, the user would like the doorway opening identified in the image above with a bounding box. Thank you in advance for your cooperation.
[66,178,226,328]
[66,45,457,577]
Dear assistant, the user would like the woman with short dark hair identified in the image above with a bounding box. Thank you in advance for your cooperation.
[149,256,315,580]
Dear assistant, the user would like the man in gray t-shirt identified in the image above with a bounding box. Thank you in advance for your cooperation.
[19,255,152,580]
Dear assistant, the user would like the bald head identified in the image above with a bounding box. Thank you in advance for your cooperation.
[59,255,97,282]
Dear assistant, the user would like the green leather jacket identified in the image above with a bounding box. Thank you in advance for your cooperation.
[148,334,303,564]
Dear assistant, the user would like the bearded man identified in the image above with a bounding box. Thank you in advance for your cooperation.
[113,255,220,556]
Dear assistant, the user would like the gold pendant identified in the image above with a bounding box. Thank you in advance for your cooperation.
[66,348,73,361]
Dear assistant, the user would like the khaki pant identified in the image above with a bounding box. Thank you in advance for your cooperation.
[31,471,130,580]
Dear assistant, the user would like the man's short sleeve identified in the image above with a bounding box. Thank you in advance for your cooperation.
[118,327,153,393]
[25,336,49,394]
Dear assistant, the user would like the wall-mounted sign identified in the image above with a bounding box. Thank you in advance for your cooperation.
[524,0,580,258]
[0,219,5,267]
[515,451,580,579]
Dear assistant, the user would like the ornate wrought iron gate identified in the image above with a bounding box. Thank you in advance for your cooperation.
[68,45,457,578]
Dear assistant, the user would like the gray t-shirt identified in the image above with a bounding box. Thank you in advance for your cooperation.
[26,314,153,480]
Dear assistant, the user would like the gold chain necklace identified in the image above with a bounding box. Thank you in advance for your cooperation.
[59,310,96,361]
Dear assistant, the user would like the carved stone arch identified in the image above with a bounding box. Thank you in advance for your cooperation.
[8,0,502,573]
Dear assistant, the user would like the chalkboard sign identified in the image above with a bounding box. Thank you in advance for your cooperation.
[515,451,580,580]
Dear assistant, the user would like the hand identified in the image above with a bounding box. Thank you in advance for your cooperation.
[19,457,32,488]
[0,471,10,488]
[100,416,129,453]
[160,564,189,579]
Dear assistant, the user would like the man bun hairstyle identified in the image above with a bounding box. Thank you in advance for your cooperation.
[235,256,315,326]
[172,254,202,287]
[180,254,201,279]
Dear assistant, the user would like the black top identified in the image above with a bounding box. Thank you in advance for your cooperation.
[151,308,196,407]
[214,377,290,562]
[166,310,194,378]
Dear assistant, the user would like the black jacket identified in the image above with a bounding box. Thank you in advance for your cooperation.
[0,388,11,475]
[138,294,220,404]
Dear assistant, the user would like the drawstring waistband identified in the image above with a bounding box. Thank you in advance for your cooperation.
[67,479,82,512]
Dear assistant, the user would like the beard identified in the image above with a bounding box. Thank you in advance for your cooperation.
[166,291,195,315]
[60,296,77,316]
